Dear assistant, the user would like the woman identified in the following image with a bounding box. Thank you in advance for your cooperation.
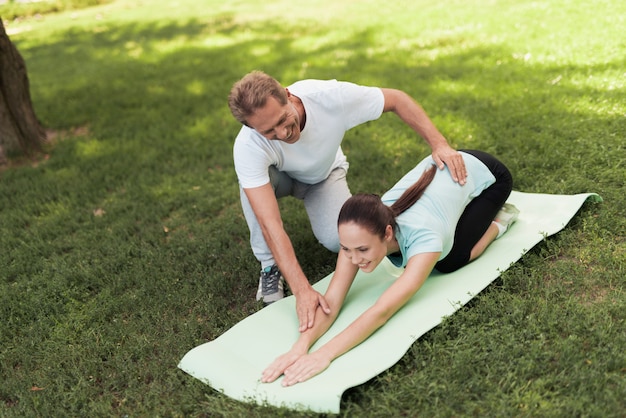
[261,150,518,386]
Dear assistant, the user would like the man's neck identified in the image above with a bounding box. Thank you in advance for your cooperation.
[289,95,306,131]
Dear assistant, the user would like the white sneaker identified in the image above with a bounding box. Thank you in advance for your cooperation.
[256,265,284,304]
[494,203,520,238]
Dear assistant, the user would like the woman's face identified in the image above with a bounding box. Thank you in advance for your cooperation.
[338,222,393,273]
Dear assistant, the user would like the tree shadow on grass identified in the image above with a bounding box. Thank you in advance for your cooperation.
[19,14,625,201]
[7,7,623,309]
[8,11,624,331]
[3,11,623,416]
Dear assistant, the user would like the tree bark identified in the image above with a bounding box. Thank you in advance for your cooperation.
[0,17,45,163]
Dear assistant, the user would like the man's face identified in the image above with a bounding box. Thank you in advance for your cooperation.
[246,95,302,144]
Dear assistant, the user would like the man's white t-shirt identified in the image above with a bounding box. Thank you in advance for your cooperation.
[233,79,385,189]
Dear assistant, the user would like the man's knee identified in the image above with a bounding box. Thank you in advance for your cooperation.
[317,233,340,253]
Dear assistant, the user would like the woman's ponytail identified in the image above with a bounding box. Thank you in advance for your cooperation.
[338,164,437,239]
[390,165,437,216]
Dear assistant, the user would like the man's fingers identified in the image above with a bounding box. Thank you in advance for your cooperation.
[451,156,467,184]
[433,155,445,170]
[318,294,331,314]
[297,290,330,332]
[306,308,315,330]
[435,150,468,185]
[298,315,307,332]
[297,303,314,332]
[449,159,461,182]
[297,306,308,332]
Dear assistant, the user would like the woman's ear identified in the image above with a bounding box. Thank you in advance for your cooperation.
[384,225,394,241]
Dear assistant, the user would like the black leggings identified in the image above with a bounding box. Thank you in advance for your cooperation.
[435,150,513,273]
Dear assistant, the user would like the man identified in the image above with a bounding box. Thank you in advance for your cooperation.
[228,70,467,332]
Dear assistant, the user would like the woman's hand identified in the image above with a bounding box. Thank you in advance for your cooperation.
[260,350,304,383]
[262,255,359,385]
[281,351,332,386]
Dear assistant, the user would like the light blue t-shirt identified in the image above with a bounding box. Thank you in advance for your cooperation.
[381,152,496,267]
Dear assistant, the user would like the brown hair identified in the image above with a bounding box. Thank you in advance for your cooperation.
[227,71,288,126]
[338,165,436,239]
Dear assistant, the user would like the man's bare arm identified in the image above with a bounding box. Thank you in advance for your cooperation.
[244,184,330,330]
[381,88,467,184]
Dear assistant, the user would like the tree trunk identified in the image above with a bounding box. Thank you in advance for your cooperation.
[0,17,45,164]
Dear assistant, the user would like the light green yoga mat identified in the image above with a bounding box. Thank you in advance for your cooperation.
[178,191,601,413]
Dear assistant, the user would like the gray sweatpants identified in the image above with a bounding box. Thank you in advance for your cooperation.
[239,166,351,269]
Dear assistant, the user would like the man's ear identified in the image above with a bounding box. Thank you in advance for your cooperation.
[285,88,291,97]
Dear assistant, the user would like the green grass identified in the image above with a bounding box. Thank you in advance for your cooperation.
[0,0,112,20]
[1,0,624,416]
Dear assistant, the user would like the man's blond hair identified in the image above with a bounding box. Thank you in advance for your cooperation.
[228,71,288,126]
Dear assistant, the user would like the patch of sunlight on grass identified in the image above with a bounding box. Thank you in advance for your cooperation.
[37,201,70,223]
[569,71,626,92]
[76,139,108,158]
[436,116,482,143]
[124,41,144,58]
[201,34,238,48]
[250,44,272,57]
[186,80,205,96]
[433,79,478,94]
[566,98,626,118]
[328,49,357,67]
[153,36,196,54]
[290,34,335,53]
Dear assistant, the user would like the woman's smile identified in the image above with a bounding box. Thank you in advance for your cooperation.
[339,222,394,273]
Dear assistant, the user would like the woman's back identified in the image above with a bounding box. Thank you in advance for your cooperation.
[382,152,496,266]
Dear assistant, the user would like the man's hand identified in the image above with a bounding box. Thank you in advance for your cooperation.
[432,145,467,185]
[380,88,468,185]
[295,287,331,332]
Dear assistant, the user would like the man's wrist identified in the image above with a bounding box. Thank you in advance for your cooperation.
[289,279,312,297]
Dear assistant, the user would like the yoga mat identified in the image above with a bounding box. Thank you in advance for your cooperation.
[178,191,601,413]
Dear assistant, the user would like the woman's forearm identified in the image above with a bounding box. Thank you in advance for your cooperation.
[315,305,390,362]
[313,252,440,364]
[261,257,359,383]
[290,303,342,353]
[293,255,361,351]
[279,253,441,386]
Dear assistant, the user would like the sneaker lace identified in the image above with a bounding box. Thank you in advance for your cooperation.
[262,268,281,293]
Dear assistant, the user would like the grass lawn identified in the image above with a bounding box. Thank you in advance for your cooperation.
[1,0,624,416]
